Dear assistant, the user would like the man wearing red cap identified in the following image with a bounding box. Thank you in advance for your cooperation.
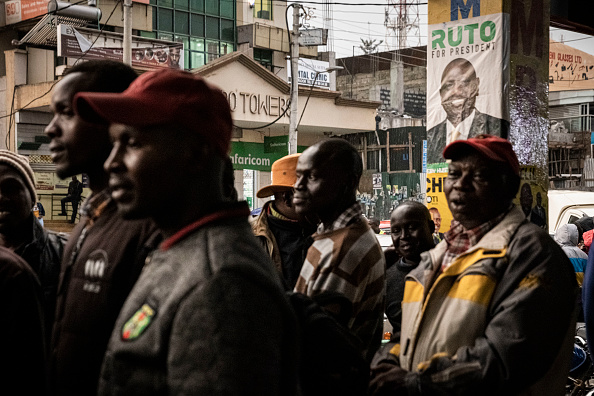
[75,69,299,395]
[370,135,576,395]
[252,153,315,289]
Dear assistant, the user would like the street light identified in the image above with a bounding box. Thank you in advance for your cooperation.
[296,65,344,130]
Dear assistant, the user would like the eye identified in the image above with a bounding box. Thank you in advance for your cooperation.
[127,137,141,148]
[447,168,461,178]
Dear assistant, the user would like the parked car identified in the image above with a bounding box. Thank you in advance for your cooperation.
[548,190,594,234]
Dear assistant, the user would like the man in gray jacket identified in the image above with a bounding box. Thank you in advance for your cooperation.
[75,69,299,395]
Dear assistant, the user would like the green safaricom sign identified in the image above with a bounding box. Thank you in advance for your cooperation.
[230,142,306,171]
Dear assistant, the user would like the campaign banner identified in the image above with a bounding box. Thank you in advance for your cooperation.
[426,12,510,164]
[426,163,452,233]
[58,25,183,70]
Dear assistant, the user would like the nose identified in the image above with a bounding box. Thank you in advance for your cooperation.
[294,175,305,191]
[104,143,124,174]
[44,114,60,138]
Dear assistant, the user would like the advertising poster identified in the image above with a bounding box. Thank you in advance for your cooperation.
[549,40,594,92]
[513,165,548,230]
[5,0,49,25]
[58,25,184,70]
[427,12,510,165]
[426,163,453,234]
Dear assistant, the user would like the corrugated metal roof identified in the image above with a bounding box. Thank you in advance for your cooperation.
[13,15,90,47]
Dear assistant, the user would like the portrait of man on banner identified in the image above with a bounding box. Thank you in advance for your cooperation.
[426,14,510,164]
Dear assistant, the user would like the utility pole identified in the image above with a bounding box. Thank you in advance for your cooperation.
[122,0,132,65]
[288,5,301,155]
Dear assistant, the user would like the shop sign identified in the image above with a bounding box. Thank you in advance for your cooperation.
[230,142,305,171]
[35,172,54,190]
[264,136,288,153]
[287,58,331,89]
[58,25,184,70]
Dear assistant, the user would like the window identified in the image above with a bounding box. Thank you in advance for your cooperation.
[174,11,189,34]
[158,8,173,32]
[253,48,272,71]
[150,0,235,70]
[205,17,219,39]
[205,0,218,15]
[254,0,272,20]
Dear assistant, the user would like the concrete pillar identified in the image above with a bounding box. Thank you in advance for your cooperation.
[4,49,27,151]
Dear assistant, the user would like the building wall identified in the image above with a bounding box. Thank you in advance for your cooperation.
[336,64,426,105]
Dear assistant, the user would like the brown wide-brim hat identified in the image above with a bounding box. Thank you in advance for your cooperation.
[256,153,301,198]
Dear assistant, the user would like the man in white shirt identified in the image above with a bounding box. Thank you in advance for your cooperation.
[427,58,509,164]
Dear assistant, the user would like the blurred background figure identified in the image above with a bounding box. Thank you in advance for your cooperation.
[252,153,313,290]
[0,150,64,344]
[555,223,587,321]
[429,207,444,244]
[368,217,381,234]
[34,200,45,227]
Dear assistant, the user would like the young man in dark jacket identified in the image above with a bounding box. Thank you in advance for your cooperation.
[0,150,64,343]
[75,68,299,395]
[45,60,160,396]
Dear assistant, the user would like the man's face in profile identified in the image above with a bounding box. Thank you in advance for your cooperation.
[440,63,479,126]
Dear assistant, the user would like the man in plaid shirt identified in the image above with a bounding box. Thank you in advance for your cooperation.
[293,139,386,362]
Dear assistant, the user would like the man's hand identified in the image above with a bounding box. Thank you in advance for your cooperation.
[368,362,409,396]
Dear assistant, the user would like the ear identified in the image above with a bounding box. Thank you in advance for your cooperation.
[429,220,436,234]
[282,190,294,208]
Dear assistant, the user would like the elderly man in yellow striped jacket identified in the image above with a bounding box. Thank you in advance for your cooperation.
[370,135,577,396]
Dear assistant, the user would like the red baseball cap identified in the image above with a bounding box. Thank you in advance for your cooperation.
[442,134,520,176]
[74,68,232,158]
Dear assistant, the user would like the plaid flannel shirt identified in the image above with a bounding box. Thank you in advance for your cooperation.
[316,202,363,234]
[442,210,508,270]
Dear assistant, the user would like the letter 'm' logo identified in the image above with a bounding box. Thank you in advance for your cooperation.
[451,0,480,21]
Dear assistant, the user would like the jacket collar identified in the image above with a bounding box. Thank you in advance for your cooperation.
[161,201,250,251]
[425,205,526,272]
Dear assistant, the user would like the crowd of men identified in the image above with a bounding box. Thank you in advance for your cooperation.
[0,60,582,395]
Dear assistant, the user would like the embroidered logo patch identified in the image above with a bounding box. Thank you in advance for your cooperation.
[122,303,155,341]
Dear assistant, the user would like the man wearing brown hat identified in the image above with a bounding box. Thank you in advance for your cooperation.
[75,68,299,395]
[370,135,576,395]
[0,150,64,343]
[252,153,314,289]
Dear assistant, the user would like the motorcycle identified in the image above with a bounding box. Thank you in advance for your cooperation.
[567,324,594,396]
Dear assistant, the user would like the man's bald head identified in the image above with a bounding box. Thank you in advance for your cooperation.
[293,138,362,226]
[313,139,363,185]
